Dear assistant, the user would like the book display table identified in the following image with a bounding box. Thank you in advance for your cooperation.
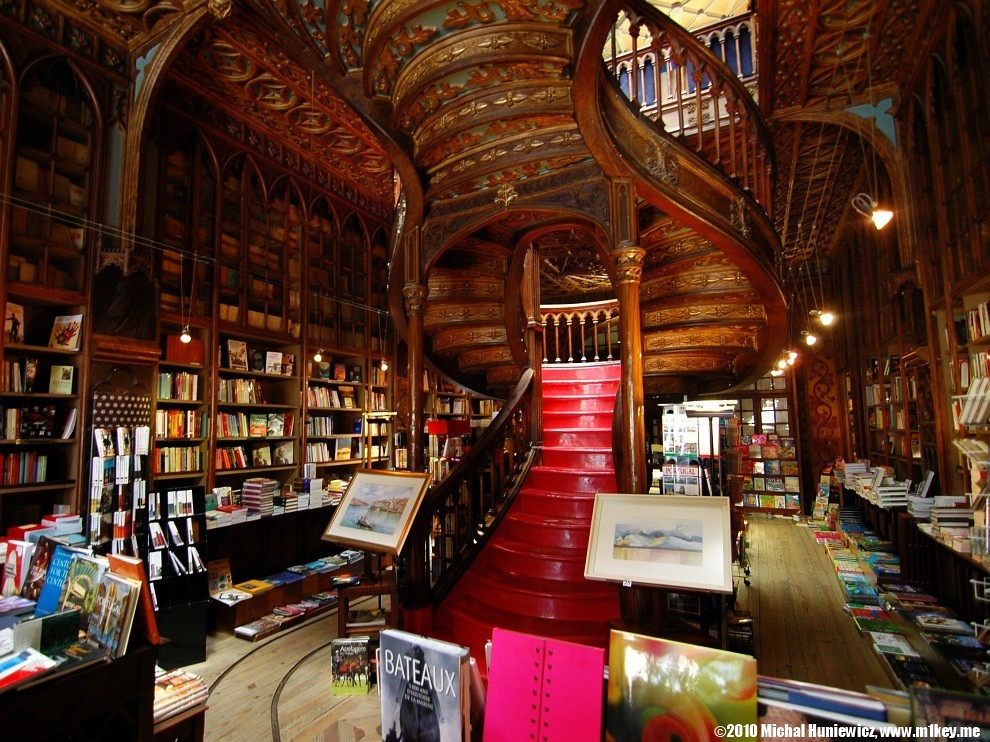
[0,643,157,740]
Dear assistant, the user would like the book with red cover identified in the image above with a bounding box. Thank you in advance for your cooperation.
[107,553,160,645]
[484,627,604,742]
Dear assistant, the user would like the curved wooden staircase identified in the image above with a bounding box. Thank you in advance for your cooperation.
[436,362,621,664]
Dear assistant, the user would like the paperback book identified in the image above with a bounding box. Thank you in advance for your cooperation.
[379,629,470,742]
[330,636,370,695]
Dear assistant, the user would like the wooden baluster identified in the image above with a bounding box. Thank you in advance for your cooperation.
[651,36,661,122]
[630,23,640,109]
[740,117,750,191]
[712,84,722,165]
[566,315,574,363]
[606,313,614,361]
[542,315,549,363]
[675,48,685,135]
[554,315,561,363]
[579,314,587,361]
[593,312,601,361]
[728,103,738,178]
[694,64,704,152]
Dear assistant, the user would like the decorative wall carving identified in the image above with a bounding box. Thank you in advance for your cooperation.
[804,349,841,478]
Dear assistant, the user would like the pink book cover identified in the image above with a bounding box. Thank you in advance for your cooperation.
[483,628,605,742]
[483,628,544,741]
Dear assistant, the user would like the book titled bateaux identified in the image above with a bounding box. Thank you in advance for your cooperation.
[379,629,471,742]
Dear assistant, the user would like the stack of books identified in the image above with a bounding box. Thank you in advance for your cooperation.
[153,668,208,723]
[241,478,277,517]
[874,480,910,508]
[907,494,933,519]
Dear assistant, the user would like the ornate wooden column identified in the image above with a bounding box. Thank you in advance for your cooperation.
[399,229,431,632]
[609,178,647,494]
[523,242,543,446]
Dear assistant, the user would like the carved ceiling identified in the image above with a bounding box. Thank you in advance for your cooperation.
[534,228,612,302]
[167,15,394,205]
[760,0,936,269]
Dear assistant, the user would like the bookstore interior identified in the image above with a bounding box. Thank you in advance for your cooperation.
[0,0,988,739]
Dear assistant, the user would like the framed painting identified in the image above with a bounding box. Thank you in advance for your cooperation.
[585,494,733,593]
[322,469,432,555]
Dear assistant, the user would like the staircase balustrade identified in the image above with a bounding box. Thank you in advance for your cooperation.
[605,1,772,210]
[541,300,620,364]
[405,367,536,607]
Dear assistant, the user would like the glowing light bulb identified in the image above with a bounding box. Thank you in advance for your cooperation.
[872,209,893,230]
[313,349,323,363]
[820,311,835,326]
[777,359,787,369]
[771,368,784,377]
[380,358,389,372]
[788,351,798,361]
[179,325,191,344]
[786,356,796,366]
[805,333,818,346]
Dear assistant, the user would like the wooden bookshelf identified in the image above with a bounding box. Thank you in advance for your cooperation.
[0,59,96,530]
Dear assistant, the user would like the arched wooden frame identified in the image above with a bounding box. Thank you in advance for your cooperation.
[339,211,371,349]
[307,195,342,349]
[156,124,222,322]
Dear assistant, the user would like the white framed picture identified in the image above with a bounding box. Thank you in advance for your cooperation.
[584,494,733,593]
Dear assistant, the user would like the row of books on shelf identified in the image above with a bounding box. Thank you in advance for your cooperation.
[222,340,296,376]
[1,360,74,395]
[305,439,361,463]
[217,378,268,405]
[153,447,202,475]
[215,411,294,438]
[306,385,357,409]
[743,493,800,509]
[3,306,83,351]
[0,452,48,485]
[953,374,990,427]
[155,409,208,439]
[313,361,364,382]
[156,371,198,401]
[739,442,797,460]
[739,458,799,475]
[961,302,990,346]
[3,405,58,439]
[890,375,917,402]
[742,475,801,493]
[215,441,295,470]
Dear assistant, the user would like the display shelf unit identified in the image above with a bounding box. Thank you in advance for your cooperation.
[153,322,210,490]
[214,330,301,491]
[303,354,374,480]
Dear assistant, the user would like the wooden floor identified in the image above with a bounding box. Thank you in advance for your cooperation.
[738,514,892,692]
[191,517,892,740]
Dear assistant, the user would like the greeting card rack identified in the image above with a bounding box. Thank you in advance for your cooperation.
[87,366,151,556]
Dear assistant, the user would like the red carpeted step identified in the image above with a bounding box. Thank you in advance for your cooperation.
[544,409,612,428]
[487,539,589,581]
[543,379,619,397]
[438,598,610,666]
[503,510,591,550]
[540,446,613,469]
[467,570,619,621]
[526,465,616,493]
[519,487,597,519]
[541,393,615,413]
[542,426,612,448]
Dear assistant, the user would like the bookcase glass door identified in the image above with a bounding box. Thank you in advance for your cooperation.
[735,371,803,512]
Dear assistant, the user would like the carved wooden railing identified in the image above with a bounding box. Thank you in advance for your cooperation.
[606,0,772,210]
[405,367,536,606]
[541,299,620,364]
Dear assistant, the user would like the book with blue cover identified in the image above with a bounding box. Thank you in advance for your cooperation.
[34,545,86,617]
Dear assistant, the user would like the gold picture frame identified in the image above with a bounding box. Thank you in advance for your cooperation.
[322,469,432,555]
[584,493,733,593]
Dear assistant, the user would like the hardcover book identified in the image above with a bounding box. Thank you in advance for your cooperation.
[379,629,470,742]
[606,630,758,742]
[330,636,370,695]
[34,545,85,617]
[107,553,160,645]
[86,573,141,658]
[48,364,74,395]
[4,301,24,343]
[48,314,83,350]
[58,554,108,620]
[227,339,248,371]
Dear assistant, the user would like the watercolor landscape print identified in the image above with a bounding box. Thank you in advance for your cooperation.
[612,518,704,566]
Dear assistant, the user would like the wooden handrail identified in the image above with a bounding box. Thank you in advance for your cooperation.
[606,1,773,212]
[404,367,536,606]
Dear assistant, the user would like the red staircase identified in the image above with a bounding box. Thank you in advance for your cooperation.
[435,362,622,667]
